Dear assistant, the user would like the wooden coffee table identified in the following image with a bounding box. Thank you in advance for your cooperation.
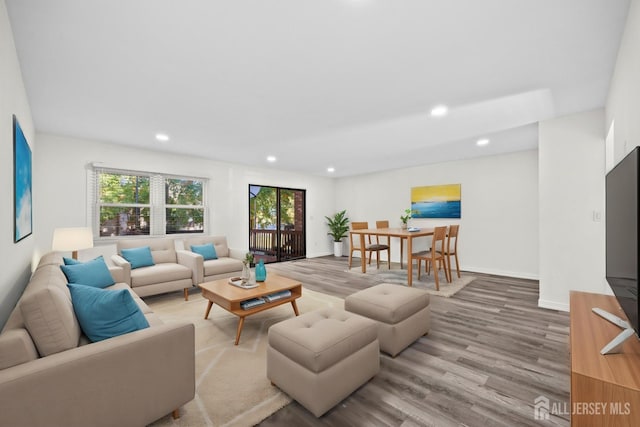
[198,272,302,345]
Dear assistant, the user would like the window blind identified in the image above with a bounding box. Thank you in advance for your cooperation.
[87,165,208,239]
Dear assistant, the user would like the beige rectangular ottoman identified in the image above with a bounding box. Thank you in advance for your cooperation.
[267,307,379,417]
[345,283,430,357]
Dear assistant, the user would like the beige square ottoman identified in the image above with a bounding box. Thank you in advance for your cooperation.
[345,283,430,357]
[267,307,379,417]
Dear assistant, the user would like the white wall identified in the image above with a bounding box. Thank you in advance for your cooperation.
[604,0,640,302]
[607,0,640,164]
[0,0,35,328]
[335,150,540,279]
[538,109,606,311]
[33,134,336,262]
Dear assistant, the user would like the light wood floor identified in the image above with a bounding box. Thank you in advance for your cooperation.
[258,256,570,427]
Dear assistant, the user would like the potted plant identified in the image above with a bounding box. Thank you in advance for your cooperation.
[325,210,350,257]
[400,208,414,229]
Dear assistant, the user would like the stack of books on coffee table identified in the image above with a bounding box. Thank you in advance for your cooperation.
[240,298,266,310]
[239,290,293,310]
[263,290,292,303]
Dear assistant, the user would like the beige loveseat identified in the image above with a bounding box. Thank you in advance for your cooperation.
[0,252,195,427]
[179,235,244,299]
[112,237,194,300]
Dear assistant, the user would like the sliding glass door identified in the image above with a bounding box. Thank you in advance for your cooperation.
[249,185,306,263]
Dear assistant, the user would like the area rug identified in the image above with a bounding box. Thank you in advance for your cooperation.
[146,288,343,427]
[347,264,474,297]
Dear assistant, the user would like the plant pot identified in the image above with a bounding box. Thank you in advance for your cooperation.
[333,241,343,257]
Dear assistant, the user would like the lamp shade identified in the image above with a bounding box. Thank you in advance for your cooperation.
[52,227,94,252]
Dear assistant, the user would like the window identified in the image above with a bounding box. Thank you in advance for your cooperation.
[98,172,151,236]
[165,178,205,234]
[91,167,206,238]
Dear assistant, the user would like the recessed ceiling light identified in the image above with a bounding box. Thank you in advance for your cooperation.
[327,167,335,173]
[476,138,490,146]
[430,105,448,117]
[155,133,170,142]
[266,156,277,162]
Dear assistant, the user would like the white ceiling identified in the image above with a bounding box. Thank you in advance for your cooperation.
[6,0,630,177]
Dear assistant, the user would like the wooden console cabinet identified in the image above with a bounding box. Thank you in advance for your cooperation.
[570,291,640,426]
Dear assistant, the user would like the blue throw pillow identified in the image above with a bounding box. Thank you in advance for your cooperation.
[60,257,115,288]
[63,255,104,265]
[191,243,218,260]
[121,246,155,269]
[67,283,149,342]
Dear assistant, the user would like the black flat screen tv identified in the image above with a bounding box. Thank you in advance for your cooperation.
[606,146,640,338]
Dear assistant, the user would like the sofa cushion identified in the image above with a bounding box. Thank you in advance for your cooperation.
[121,246,155,269]
[184,236,230,258]
[63,255,103,265]
[203,257,244,276]
[204,258,242,277]
[191,243,218,260]
[118,238,177,264]
[20,286,81,356]
[4,265,68,333]
[60,257,115,288]
[68,284,149,342]
[130,263,192,287]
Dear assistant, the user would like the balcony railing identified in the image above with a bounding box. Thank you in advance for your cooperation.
[249,229,305,261]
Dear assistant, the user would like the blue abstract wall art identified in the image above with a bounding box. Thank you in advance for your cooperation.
[14,115,32,242]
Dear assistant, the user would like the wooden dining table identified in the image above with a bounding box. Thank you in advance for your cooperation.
[349,227,435,286]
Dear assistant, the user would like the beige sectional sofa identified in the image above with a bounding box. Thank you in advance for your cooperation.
[0,252,195,427]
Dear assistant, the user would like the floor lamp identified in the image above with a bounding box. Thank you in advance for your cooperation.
[52,227,94,260]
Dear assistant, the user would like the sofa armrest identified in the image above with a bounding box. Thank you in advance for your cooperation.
[176,250,203,285]
[0,322,195,427]
[110,254,132,285]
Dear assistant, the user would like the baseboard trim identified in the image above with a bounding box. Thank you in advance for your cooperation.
[538,298,569,312]
[307,251,334,258]
[462,265,539,281]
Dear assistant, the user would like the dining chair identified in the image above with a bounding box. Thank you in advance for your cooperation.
[349,222,390,269]
[432,224,460,282]
[348,222,368,269]
[412,226,448,290]
[377,219,409,269]
[375,220,392,270]
[443,224,460,279]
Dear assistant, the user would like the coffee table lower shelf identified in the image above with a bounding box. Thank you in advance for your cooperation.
[199,275,302,345]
